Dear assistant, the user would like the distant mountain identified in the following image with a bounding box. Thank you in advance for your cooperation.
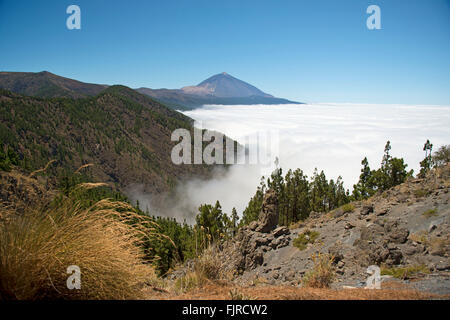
[137,72,302,110]
[0,86,213,194]
[0,71,107,99]
[181,72,272,98]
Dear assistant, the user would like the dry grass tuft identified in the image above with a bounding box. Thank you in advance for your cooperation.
[228,288,255,300]
[156,283,438,300]
[0,193,160,300]
[301,252,335,288]
[74,163,94,174]
[174,245,233,293]
[28,160,57,178]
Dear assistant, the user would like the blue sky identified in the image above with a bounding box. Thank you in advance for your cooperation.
[0,0,449,104]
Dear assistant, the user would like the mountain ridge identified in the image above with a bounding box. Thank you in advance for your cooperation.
[0,71,303,110]
[138,72,302,109]
[0,71,108,99]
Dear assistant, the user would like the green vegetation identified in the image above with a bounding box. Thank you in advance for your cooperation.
[142,201,240,276]
[419,140,433,178]
[0,87,195,193]
[422,208,438,218]
[293,230,320,251]
[352,141,414,200]
[341,203,355,213]
[414,188,431,198]
[0,144,19,171]
[241,141,440,227]
[433,145,450,167]
[241,165,349,227]
[381,265,430,279]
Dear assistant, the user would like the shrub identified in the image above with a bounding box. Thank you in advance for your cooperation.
[381,265,430,280]
[413,189,430,198]
[174,245,231,293]
[341,203,355,213]
[422,209,437,218]
[432,145,450,167]
[301,253,335,288]
[0,197,159,300]
[174,271,200,293]
[293,229,320,251]
[194,245,226,281]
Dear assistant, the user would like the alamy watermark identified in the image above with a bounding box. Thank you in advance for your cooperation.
[365,265,381,289]
[366,5,381,30]
[171,121,279,171]
[66,265,81,290]
[66,5,81,30]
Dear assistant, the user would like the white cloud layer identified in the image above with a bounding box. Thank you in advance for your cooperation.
[128,103,450,222]
[179,103,450,217]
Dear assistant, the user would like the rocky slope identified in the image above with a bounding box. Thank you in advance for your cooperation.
[181,164,450,295]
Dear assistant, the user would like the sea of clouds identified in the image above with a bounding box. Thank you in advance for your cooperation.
[129,103,450,222]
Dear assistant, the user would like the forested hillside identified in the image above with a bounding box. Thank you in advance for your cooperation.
[0,86,211,194]
[0,71,108,99]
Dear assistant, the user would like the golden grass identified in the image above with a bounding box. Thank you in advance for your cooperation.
[153,283,439,300]
[174,245,234,293]
[71,182,110,191]
[301,252,335,288]
[0,196,160,300]
[28,160,57,178]
[74,163,94,174]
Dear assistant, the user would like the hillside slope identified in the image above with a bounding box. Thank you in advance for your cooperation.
[169,164,450,297]
[233,164,450,294]
[0,71,107,99]
[0,86,211,194]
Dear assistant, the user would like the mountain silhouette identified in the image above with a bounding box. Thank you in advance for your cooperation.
[137,72,302,109]
[181,72,272,98]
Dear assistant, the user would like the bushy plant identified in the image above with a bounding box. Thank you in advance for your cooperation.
[422,208,437,218]
[301,253,335,288]
[341,203,355,213]
[293,229,320,251]
[0,196,159,300]
[381,265,430,280]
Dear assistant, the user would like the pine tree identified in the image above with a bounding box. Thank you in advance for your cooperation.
[419,139,433,177]
[231,207,239,237]
[352,157,374,200]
